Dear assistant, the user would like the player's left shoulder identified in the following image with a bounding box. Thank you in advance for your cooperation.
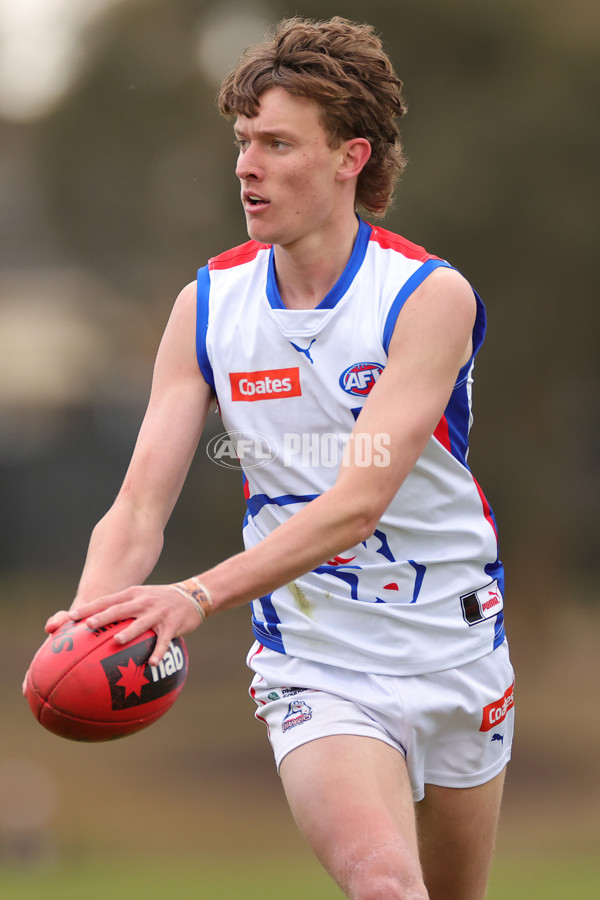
[405,265,477,326]
[416,264,474,302]
[388,265,477,368]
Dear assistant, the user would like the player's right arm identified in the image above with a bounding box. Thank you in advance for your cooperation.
[45,280,212,632]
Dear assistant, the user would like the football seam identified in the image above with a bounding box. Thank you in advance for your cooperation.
[29,683,168,725]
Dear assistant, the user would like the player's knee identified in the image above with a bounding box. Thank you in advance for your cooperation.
[348,874,428,900]
[343,848,428,900]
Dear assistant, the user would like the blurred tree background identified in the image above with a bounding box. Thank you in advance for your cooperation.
[1,0,598,892]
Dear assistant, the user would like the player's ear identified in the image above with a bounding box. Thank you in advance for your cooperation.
[336,138,371,183]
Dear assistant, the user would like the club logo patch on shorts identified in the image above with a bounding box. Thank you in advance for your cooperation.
[282,699,313,732]
[460,580,503,626]
[480,682,514,732]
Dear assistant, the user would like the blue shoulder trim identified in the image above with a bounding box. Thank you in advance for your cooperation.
[382,259,452,354]
[471,289,487,358]
[454,288,487,386]
[196,266,215,391]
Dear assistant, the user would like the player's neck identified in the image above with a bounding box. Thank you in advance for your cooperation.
[273,216,360,310]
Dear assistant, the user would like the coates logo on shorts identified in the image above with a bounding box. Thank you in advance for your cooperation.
[480,683,514,732]
[339,362,384,397]
[282,699,313,732]
[206,430,277,469]
[230,368,301,402]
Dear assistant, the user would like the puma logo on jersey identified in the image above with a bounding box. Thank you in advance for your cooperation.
[230,368,302,401]
[289,338,316,364]
[460,580,503,626]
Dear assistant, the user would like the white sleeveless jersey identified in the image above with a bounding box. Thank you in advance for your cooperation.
[196,217,505,675]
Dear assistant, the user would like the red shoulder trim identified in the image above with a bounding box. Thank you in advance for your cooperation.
[209,240,271,271]
[369,224,441,262]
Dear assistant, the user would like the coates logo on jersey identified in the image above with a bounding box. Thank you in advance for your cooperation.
[230,368,301,402]
[339,362,384,397]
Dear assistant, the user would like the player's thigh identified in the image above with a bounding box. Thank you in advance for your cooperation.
[280,734,423,888]
[416,768,506,900]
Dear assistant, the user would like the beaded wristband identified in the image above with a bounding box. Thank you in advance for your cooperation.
[171,577,213,623]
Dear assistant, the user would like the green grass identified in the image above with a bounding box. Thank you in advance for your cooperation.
[488,856,600,900]
[0,855,342,900]
[0,854,598,900]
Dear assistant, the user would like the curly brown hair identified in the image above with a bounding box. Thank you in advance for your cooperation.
[217,16,408,217]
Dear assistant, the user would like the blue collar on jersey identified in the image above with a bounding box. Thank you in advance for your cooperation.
[265,216,372,310]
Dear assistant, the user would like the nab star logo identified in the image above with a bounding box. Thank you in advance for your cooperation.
[101,638,187,710]
[339,362,384,397]
[115,658,149,699]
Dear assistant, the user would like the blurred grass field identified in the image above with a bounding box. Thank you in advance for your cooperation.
[2,582,599,899]
[0,853,599,899]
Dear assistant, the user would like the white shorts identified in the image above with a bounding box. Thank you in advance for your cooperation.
[247,640,514,802]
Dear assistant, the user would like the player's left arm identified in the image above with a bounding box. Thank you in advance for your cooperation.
[74,266,476,651]
[196,265,477,602]
[334,264,476,523]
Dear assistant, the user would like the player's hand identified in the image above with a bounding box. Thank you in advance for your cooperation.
[67,583,204,666]
[23,609,78,695]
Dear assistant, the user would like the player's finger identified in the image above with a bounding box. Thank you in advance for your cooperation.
[68,588,135,621]
[148,632,174,667]
[110,614,156,646]
[82,603,140,631]
[45,610,72,633]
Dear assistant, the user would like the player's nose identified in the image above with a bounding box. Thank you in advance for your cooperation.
[236,143,263,181]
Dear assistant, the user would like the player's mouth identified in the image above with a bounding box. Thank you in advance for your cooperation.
[243,191,270,213]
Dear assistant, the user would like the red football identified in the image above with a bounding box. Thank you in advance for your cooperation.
[25,618,188,742]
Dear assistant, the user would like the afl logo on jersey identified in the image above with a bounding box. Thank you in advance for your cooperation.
[339,362,384,397]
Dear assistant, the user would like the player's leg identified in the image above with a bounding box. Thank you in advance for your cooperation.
[280,734,429,900]
[415,769,506,900]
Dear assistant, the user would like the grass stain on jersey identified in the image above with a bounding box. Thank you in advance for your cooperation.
[288,582,314,617]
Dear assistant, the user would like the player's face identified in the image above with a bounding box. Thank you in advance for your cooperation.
[234,87,350,250]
